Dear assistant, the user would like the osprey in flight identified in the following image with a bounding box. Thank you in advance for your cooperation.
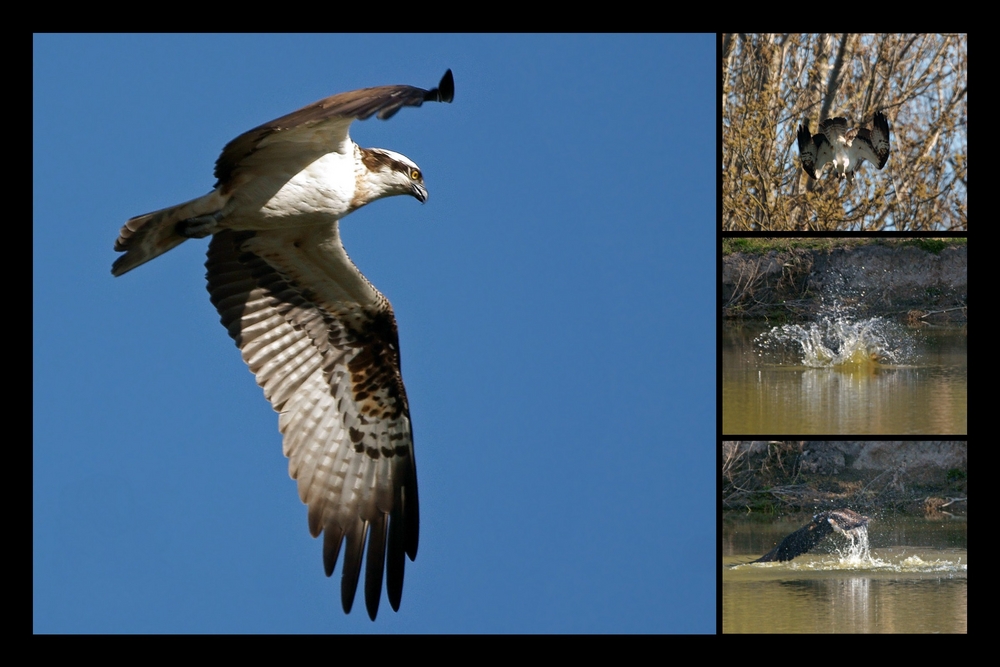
[797,111,891,182]
[113,70,454,620]
[753,509,870,563]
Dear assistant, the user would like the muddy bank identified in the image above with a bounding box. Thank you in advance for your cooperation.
[723,240,967,321]
[722,441,967,515]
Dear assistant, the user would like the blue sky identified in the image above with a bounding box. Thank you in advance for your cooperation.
[33,34,716,633]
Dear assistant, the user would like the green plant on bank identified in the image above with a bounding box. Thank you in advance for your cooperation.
[723,238,871,255]
[723,237,965,257]
[902,237,967,255]
[947,468,966,482]
[744,498,778,515]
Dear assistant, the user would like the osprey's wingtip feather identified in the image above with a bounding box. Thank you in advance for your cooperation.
[426,69,454,104]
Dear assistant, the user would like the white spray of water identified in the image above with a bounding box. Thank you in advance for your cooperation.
[755,299,913,367]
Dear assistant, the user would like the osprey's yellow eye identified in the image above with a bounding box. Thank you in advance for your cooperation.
[410,169,421,181]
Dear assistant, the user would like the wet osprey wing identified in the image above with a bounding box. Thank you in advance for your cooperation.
[753,514,834,562]
[753,509,869,562]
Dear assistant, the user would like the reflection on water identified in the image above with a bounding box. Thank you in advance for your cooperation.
[724,554,968,633]
[724,513,967,633]
[723,322,966,434]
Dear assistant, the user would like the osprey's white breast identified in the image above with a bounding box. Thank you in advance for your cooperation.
[832,142,852,176]
[247,149,360,226]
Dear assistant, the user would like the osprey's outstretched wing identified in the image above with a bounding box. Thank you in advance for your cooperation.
[213,69,454,186]
[112,70,454,277]
[852,111,891,171]
[206,226,418,620]
[753,509,869,562]
[796,119,834,179]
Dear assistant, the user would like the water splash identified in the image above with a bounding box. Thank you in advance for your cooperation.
[755,301,913,368]
[783,544,966,573]
[834,524,872,565]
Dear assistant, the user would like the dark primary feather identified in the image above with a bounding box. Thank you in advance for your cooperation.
[796,119,828,180]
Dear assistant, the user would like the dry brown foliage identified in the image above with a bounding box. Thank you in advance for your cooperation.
[722,34,967,231]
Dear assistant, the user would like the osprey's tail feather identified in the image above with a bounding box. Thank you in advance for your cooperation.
[112,190,226,277]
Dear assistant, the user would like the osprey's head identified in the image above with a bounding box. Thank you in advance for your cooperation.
[826,509,869,538]
[360,148,428,203]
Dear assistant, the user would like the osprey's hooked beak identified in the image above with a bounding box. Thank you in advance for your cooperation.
[411,182,428,203]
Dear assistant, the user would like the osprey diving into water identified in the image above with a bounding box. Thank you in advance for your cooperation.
[797,111,891,182]
[113,70,454,619]
[753,509,870,563]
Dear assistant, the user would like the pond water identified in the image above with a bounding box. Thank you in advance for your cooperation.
[722,321,966,434]
[723,511,967,633]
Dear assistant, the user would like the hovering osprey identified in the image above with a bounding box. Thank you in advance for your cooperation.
[113,70,454,620]
[797,111,891,182]
[753,509,870,563]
